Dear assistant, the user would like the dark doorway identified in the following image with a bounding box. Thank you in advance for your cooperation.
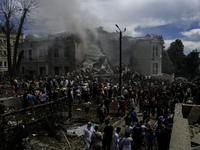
[65,66,69,74]
[39,67,45,76]
[54,67,59,75]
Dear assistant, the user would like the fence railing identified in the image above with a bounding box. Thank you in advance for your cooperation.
[0,96,69,149]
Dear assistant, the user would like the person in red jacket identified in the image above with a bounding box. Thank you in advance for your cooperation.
[118,96,126,116]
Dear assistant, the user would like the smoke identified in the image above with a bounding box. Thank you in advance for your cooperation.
[29,0,111,71]
[35,0,100,38]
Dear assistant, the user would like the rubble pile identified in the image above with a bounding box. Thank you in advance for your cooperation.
[190,124,200,146]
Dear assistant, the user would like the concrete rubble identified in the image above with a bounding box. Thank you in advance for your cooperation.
[192,133,200,145]
[187,106,200,125]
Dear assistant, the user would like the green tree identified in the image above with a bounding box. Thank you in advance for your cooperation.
[185,49,200,79]
[167,39,185,76]
[0,0,38,77]
[162,49,175,74]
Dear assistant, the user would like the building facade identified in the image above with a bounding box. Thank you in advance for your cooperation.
[129,35,163,75]
[0,28,23,72]
[96,27,163,76]
[19,29,163,76]
[19,34,80,76]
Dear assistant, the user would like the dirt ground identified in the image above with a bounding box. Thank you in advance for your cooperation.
[20,100,123,150]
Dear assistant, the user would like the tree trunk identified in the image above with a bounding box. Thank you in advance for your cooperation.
[4,15,13,77]
[13,8,28,75]
[16,50,24,71]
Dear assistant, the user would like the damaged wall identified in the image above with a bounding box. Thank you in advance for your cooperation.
[19,28,163,76]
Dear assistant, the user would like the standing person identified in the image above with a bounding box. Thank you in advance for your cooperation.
[76,86,81,104]
[103,119,114,150]
[11,84,15,96]
[146,128,155,150]
[91,125,103,150]
[23,91,28,108]
[140,121,147,149]
[132,122,142,150]
[84,100,92,121]
[28,91,35,105]
[151,97,157,118]
[83,122,94,150]
[130,107,137,126]
[40,90,48,104]
[143,109,148,123]
[121,132,133,150]
[125,120,133,135]
[186,87,191,97]
[111,127,121,150]
[29,81,35,94]
[118,96,126,116]
[36,89,42,104]
[14,78,18,94]
[156,126,170,150]
[97,102,107,124]
[124,112,132,126]
[104,98,111,115]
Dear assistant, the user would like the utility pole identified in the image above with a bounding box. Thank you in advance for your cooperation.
[115,24,126,97]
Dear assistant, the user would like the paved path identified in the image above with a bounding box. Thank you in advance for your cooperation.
[0,95,23,109]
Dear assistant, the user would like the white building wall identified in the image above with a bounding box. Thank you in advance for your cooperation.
[129,37,162,75]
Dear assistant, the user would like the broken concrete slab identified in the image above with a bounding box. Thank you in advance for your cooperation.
[191,145,200,150]
[192,133,200,145]
[187,106,200,125]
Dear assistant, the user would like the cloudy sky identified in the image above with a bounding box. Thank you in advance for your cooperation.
[26,0,200,54]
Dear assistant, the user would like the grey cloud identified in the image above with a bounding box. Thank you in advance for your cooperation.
[26,0,200,38]
[181,29,200,41]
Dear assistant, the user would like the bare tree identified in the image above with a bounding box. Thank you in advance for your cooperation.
[0,0,38,77]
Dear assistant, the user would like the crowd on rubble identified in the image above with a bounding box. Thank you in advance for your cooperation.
[1,71,200,149]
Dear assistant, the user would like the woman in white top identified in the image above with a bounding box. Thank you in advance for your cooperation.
[112,127,121,150]
[125,120,133,135]
[121,132,133,150]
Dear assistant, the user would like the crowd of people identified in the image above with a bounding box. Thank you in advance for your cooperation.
[1,71,200,149]
[80,72,199,150]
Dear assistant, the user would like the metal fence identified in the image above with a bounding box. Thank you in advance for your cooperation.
[0,96,70,149]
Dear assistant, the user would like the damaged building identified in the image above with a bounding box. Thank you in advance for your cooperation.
[96,27,163,75]
[19,33,82,76]
[19,27,163,76]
